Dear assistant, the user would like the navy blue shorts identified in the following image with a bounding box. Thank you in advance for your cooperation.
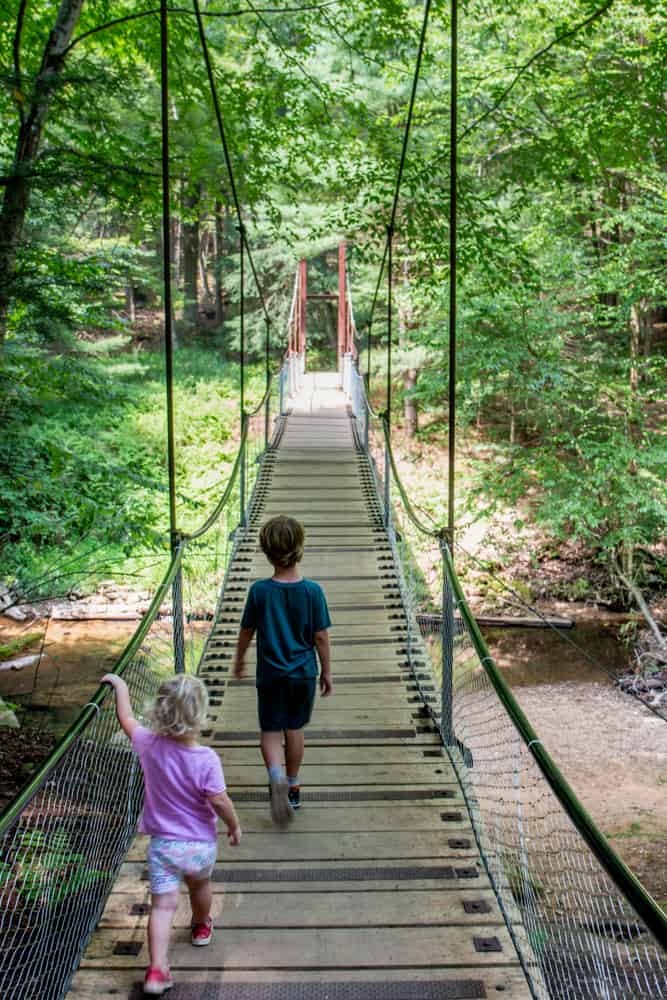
[257,676,317,732]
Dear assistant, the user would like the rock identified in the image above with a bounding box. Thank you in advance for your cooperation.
[0,584,32,620]
[0,653,40,672]
[3,605,31,621]
[0,583,15,610]
[0,698,19,728]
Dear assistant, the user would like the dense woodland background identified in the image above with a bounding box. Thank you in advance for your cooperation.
[0,0,665,611]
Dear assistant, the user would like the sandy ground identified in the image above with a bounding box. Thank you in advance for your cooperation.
[515,680,667,908]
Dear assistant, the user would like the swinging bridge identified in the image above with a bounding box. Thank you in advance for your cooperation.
[1,1,666,998]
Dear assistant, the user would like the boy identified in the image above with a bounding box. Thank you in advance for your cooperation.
[234,514,332,825]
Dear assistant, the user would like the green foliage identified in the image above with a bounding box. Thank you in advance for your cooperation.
[0,830,107,905]
[0,340,258,598]
[1,0,665,602]
[0,633,43,661]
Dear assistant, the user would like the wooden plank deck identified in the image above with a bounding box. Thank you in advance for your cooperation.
[70,373,532,1000]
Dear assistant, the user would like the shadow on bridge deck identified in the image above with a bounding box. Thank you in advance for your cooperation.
[70,374,533,1000]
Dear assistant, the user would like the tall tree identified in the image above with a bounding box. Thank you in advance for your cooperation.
[0,0,86,340]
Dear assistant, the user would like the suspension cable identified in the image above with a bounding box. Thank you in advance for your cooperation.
[160,0,178,550]
[191,0,271,328]
[365,0,433,347]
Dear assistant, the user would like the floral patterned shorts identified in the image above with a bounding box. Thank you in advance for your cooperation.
[147,836,217,895]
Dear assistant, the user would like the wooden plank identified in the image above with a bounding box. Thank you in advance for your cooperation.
[214,624,406,638]
[97,888,503,929]
[214,638,407,651]
[219,764,455,785]
[210,747,445,765]
[201,660,414,674]
[81,924,519,969]
[179,804,467,833]
[206,711,422,728]
[219,694,421,710]
[211,706,433,724]
[211,735,442,747]
[110,859,490,895]
[242,581,394,595]
[70,967,534,999]
[207,636,408,650]
[126,831,478,863]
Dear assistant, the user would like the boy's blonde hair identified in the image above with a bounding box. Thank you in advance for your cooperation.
[260,514,305,569]
[147,675,209,737]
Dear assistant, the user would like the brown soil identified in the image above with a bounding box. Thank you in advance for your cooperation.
[0,724,56,813]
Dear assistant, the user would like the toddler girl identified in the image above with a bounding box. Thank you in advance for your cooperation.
[102,672,241,996]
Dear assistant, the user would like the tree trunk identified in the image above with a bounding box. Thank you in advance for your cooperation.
[171,215,182,284]
[125,284,136,323]
[403,368,418,437]
[199,229,212,301]
[214,200,224,326]
[0,0,86,341]
[182,185,200,327]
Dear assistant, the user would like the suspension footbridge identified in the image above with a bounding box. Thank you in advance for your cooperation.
[1,0,666,993]
[70,375,534,999]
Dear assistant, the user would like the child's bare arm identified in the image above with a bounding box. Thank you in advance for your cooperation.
[101,674,140,739]
[314,629,332,696]
[208,791,242,845]
[234,627,255,679]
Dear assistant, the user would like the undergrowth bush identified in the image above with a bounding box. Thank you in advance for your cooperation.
[0,340,261,600]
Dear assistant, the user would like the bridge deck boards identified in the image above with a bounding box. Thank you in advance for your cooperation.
[70,373,532,1000]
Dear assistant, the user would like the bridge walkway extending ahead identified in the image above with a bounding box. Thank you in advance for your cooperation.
[70,373,533,1000]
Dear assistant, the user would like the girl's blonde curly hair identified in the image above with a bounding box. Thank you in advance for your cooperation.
[147,675,209,738]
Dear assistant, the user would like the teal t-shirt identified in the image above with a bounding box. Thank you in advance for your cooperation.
[240,578,332,686]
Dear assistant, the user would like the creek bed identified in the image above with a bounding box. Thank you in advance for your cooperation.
[485,618,667,913]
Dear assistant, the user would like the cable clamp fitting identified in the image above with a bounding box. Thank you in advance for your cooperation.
[527,739,543,750]
[84,702,101,715]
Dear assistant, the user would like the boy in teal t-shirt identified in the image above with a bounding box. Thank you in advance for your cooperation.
[234,515,332,825]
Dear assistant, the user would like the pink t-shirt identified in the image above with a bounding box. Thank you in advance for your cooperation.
[131,726,226,842]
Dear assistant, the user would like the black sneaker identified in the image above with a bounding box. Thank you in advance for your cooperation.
[288,784,301,810]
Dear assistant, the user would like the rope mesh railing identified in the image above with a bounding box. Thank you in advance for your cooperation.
[0,558,180,1000]
[348,361,667,1000]
[0,361,287,1000]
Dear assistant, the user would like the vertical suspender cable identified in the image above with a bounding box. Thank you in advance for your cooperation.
[239,225,246,525]
[387,225,394,425]
[239,224,245,420]
[264,315,270,448]
[159,0,185,672]
[366,0,432,413]
[448,0,458,553]
[160,0,177,543]
[192,0,270,330]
